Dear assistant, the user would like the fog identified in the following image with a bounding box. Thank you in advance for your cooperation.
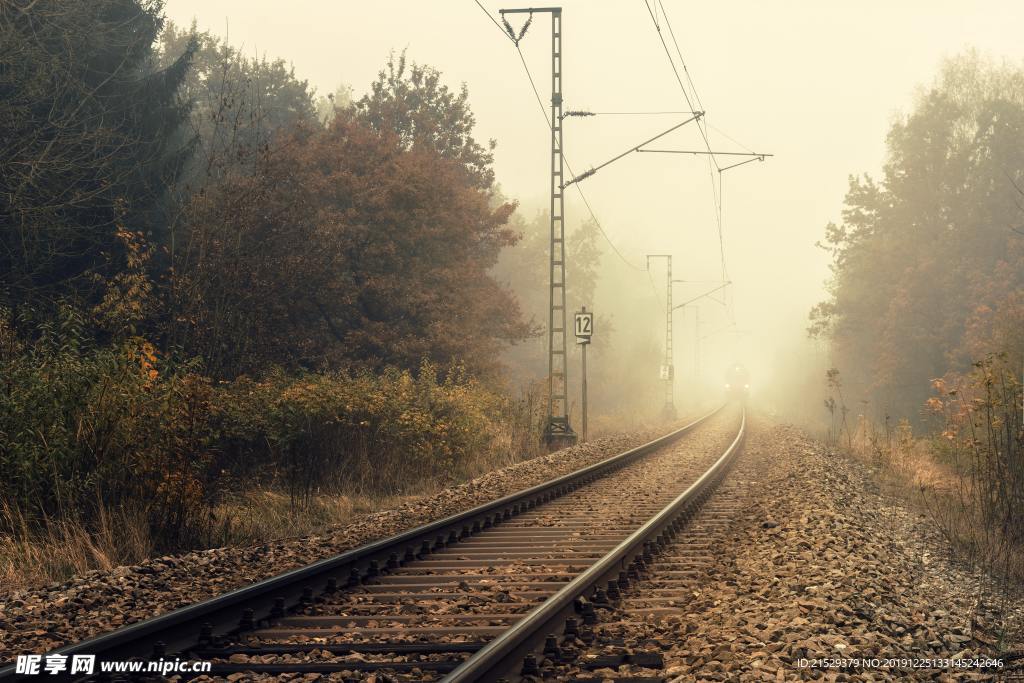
[163,0,1024,425]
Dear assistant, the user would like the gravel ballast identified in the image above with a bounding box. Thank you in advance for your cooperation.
[568,417,1024,682]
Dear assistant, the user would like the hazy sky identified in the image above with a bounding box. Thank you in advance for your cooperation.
[163,0,1024,392]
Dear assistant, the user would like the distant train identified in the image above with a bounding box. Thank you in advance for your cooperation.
[724,363,750,398]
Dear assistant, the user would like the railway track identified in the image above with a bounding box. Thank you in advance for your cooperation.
[553,434,762,682]
[1,404,746,682]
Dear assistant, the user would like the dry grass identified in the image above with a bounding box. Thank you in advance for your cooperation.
[836,414,1024,651]
[843,415,1024,614]
[0,423,541,590]
[848,415,957,493]
[0,490,430,591]
[0,501,152,591]
[0,363,551,591]
[209,489,430,546]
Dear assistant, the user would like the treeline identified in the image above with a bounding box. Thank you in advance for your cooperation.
[0,0,542,562]
[812,53,1023,570]
[811,53,1023,418]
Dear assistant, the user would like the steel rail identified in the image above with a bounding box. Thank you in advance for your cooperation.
[0,405,726,681]
[443,408,746,682]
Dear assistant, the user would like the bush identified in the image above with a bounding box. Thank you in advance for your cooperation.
[0,308,217,549]
[926,355,1024,561]
[1,309,543,559]
[212,363,521,503]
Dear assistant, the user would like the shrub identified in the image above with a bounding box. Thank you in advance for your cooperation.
[211,362,535,502]
[1,309,543,560]
[0,308,217,549]
[926,355,1024,557]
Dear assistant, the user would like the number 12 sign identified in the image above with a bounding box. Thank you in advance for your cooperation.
[574,309,593,343]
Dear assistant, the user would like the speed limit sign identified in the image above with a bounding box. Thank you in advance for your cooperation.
[574,308,593,343]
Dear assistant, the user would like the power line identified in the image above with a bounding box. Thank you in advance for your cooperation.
[642,0,734,287]
[513,43,647,272]
[473,0,514,42]
[655,0,732,279]
[709,122,755,155]
[659,0,707,117]
[642,0,715,168]
[713,174,728,281]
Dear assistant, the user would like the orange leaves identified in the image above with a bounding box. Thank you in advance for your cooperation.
[123,338,159,384]
[91,223,156,337]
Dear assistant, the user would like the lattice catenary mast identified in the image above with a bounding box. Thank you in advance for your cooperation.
[501,6,576,447]
[646,254,675,418]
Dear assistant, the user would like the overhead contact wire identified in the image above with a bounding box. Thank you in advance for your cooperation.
[473,0,515,41]
[514,44,647,272]
[654,0,730,281]
[644,0,733,288]
[474,1,659,282]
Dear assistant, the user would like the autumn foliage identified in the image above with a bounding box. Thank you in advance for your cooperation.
[0,3,542,571]
[173,113,527,379]
[0,307,538,552]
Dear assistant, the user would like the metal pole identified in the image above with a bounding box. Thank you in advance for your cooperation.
[581,339,588,442]
[664,257,675,418]
[502,6,573,448]
[693,307,700,381]
[545,8,575,446]
[647,254,675,419]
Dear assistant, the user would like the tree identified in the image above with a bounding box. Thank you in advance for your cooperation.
[156,20,319,183]
[492,211,618,399]
[568,218,602,309]
[494,212,604,333]
[173,112,529,379]
[491,209,550,385]
[0,0,193,315]
[317,84,355,126]
[811,53,1024,419]
[357,50,497,191]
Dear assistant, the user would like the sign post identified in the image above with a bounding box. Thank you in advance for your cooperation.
[574,307,593,442]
